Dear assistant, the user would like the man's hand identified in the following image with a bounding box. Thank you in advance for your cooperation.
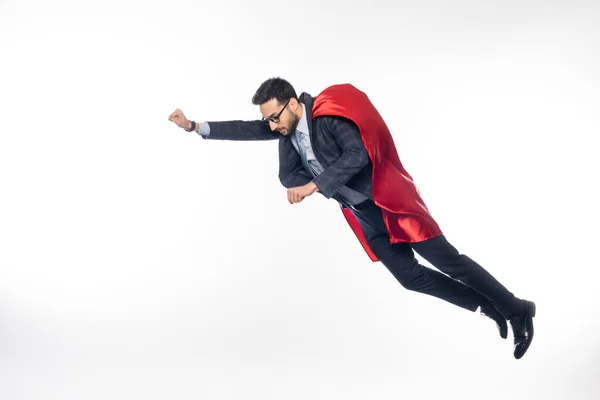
[287,182,319,204]
[168,109,193,130]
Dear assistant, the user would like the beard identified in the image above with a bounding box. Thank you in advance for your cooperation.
[281,112,300,135]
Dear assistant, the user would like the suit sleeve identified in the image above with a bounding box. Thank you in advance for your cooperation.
[200,120,280,141]
[278,140,313,188]
[312,117,369,198]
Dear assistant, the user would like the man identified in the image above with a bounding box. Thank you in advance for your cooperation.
[168,77,536,359]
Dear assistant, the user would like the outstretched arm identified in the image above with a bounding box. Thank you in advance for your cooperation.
[201,120,280,141]
[168,108,279,141]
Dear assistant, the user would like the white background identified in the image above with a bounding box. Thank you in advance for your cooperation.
[1,1,599,399]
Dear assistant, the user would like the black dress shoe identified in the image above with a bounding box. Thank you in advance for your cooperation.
[509,300,536,359]
[479,302,508,339]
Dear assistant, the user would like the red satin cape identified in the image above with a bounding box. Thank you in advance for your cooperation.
[311,84,443,262]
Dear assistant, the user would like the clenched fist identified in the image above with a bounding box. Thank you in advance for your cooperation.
[168,109,192,130]
[287,182,319,204]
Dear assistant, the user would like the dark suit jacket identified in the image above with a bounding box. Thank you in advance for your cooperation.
[202,92,374,205]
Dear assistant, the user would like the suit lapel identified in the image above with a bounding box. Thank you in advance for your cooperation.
[279,132,295,161]
[299,92,314,138]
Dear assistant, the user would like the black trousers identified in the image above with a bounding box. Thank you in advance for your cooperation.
[349,199,524,318]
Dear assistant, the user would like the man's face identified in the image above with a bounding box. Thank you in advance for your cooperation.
[260,98,300,136]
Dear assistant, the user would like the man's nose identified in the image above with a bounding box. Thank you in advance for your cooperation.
[269,120,278,131]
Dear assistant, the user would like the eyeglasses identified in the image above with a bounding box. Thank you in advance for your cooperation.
[261,98,291,125]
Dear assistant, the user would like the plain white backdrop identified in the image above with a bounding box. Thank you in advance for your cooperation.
[1,0,599,399]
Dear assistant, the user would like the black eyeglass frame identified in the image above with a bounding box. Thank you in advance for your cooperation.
[261,98,291,125]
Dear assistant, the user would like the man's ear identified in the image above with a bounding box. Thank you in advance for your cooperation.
[290,97,300,110]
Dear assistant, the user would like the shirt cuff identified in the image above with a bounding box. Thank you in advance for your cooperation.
[197,122,210,136]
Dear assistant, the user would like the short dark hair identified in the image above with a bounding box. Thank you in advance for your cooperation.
[252,77,298,106]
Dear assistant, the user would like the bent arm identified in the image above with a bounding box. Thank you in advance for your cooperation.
[278,151,313,188]
[312,117,370,198]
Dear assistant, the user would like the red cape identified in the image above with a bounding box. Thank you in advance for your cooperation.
[312,84,443,262]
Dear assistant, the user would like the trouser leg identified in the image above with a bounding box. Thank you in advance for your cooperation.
[410,235,524,318]
[350,201,492,312]
[349,200,524,317]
